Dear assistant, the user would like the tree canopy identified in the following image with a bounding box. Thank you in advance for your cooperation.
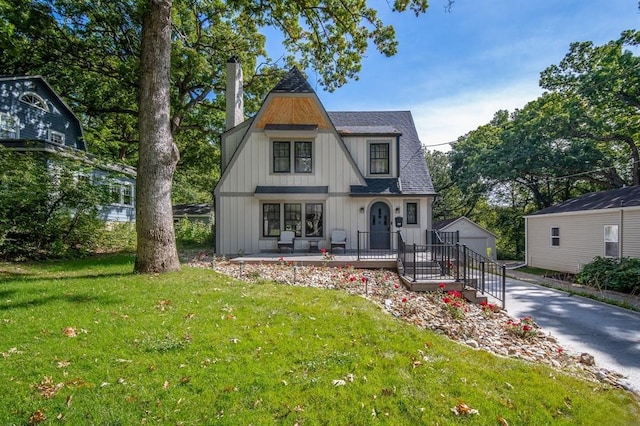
[444,30,639,259]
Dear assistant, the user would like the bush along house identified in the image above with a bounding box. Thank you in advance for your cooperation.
[214,60,436,255]
[0,75,136,222]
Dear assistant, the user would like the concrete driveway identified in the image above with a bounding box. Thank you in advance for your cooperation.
[504,277,640,393]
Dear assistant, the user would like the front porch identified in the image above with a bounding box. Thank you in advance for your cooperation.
[226,230,506,308]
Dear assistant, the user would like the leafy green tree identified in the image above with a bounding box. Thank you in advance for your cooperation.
[1,0,430,271]
[0,148,111,260]
[424,149,470,223]
[540,30,640,185]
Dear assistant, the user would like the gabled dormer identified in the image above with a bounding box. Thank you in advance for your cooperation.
[0,76,86,152]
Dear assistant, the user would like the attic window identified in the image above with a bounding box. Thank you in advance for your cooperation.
[19,92,49,112]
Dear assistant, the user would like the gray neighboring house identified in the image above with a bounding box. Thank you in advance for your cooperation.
[434,216,497,260]
[214,64,436,255]
[0,75,136,222]
[525,186,640,274]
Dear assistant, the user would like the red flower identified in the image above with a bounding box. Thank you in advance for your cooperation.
[443,297,451,304]
[361,276,367,283]
[394,284,399,289]
[438,283,446,289]
[349,276,356,282]
[402,298,408,303]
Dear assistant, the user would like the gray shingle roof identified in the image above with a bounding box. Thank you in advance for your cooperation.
[350,178,401,196]
[172,203,212,216]
[328,111,436,195]
[530,186,640,216]
[255,186,328,194]
[272,68,315,93]
[433,217,460,229]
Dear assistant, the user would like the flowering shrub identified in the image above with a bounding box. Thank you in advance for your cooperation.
[480,301,499,317]
[400,295,420,316]
[442,290,468,319]
[506,317,538,339]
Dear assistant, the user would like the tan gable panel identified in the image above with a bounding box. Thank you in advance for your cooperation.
[256,97,331,129]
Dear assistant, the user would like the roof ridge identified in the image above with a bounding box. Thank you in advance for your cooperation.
[272,67,315,93]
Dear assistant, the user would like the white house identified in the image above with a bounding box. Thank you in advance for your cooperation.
[214,61,436,255]
[433,216,497,260]
[525,186,640,273]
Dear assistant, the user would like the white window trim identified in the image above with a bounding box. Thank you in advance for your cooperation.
[110,182,135,207]
[0,112,20,138]
[19,91,49,112]
[604,225,619,258]
[550,226,560,247]
[48,129,65,145]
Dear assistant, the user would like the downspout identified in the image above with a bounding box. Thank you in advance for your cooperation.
[620,201,624,258]
[396,135,401,178]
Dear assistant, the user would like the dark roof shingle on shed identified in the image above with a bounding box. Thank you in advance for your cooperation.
[530,186,640,216]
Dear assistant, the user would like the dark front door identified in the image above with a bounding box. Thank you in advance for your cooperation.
[370,202,390,249]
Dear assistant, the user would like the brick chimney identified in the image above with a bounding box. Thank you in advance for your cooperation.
[225,57,244,130]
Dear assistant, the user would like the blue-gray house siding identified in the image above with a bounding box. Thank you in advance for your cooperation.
[0,75,136,222]
[0,76,85,151]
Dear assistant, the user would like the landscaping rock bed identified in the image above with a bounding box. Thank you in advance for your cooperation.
[186,254,635,394]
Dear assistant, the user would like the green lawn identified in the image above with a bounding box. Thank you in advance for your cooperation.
[1,255,639,425]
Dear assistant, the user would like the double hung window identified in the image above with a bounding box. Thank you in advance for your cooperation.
[551,227,560,247]
[370,142,390,174]
[604,225,619,258]
[272,141,313,173]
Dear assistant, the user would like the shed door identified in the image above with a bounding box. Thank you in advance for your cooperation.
[370,202,390,249]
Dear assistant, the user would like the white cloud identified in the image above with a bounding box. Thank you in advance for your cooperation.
[411,79,543,151]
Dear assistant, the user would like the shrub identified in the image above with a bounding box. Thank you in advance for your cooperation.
[96,222,137,253]
[0,149,111,260]
[174,217,213,247]
[577,256,640,294]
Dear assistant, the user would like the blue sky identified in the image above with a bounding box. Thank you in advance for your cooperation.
[303,0,638,151]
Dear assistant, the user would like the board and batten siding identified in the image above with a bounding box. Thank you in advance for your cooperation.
[216,195,432,255]
[525,208,640,274]
[218,131,361,194]
[342,136,398,177]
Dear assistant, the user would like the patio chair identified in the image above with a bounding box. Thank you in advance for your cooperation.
[277,230,295,253]
[330,230,347,253]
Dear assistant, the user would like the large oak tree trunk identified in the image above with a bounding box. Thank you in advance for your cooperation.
[134,0,180,273]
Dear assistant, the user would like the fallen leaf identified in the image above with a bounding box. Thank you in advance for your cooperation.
[412,360,423,368]
[56,360,71,368]
[34,376,64,399]
[163,380,170,390]
[66,395,73,407]
[450,402,479,416]
[28,410,46,424]
[62,327,77,337]
[332,379,346,386]
[498,415,509,426]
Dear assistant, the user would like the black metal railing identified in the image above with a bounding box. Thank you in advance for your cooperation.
[396,232,506,307]
[356,231,400,259]
[355,230,505,306]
